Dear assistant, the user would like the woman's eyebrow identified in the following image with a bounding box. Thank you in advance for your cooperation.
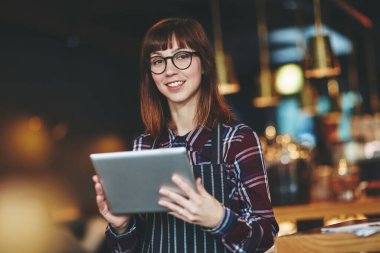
[173,47,194,53]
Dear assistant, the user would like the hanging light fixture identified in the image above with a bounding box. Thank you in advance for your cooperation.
[211,0,240,95]
[304,0,341,79]
[252,0,279,108]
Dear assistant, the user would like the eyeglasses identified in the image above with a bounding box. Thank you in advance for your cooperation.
[147,51,199,74]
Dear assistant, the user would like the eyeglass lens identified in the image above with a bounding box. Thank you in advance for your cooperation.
[149,51,194,74]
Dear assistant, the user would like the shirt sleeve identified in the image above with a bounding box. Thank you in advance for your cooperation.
[104,216,140,253]
[205,125,279,252]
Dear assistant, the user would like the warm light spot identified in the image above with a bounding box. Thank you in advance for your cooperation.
[363,140,380,159]
[92,134,126,153]
[4,116,52,168]
[28,116,43,132]
[287,143,297,152]
[337,158,348,176]
[265,125,276,140]
[0,182,53,253]
[278,220,297,236]
[52,122,69,140]
[51,206,80,223]
[275,64,304,95]
[327,78,340,97]
[282,134,291,144]
[215,51,240,95]
[218,82,240,95]
[275,135,283,144]
[324,214,367,226]
[289,150,300,160]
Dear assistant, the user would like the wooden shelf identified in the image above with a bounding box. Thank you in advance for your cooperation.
[273,197,380,222]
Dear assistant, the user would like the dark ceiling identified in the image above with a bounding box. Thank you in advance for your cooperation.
[1,0,379,139]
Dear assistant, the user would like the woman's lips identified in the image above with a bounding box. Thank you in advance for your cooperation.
[166,80,185,88]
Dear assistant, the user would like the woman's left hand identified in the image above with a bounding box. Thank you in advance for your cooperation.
[158,175,224,228]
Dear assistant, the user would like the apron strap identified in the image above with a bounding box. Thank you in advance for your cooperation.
[211,124,223,164]
[152,138,158,149]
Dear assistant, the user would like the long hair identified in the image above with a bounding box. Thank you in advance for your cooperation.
[140,18,233,137]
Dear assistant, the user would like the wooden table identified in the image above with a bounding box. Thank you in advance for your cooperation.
[273,197,380,223]
[275,219,380,253]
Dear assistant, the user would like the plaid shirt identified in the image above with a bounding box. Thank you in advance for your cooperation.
[105,121,278,252]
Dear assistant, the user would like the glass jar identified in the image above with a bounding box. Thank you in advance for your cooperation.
[331,158,360,201]
[265,134,314,206]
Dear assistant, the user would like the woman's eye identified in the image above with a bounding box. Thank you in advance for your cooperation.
[151,58,164,65]
[176,52,190,60]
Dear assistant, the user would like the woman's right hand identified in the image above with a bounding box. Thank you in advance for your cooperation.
[92,175,131,234]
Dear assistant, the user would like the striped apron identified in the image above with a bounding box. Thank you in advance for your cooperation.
[138,125,231,252]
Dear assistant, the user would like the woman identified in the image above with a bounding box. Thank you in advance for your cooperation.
[93,18,278,252]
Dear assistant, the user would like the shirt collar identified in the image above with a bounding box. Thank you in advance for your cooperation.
[165,125,212,151]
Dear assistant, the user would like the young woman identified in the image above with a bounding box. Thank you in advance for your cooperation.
[93,18,278,253]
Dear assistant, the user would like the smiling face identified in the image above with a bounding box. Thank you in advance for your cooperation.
[140,18,231,137]
[150,37,202,109]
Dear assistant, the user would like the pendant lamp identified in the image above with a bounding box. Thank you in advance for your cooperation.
[304,0,341,79]
[211,0,240,95]
[252,0,279,107]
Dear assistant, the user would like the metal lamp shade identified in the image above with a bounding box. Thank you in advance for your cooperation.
[253,68,279,108]
[215,51,240,95]
[304,34,341,79]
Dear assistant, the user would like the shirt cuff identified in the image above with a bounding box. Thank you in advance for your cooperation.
[107,218,137,239]
[203,207,238,236]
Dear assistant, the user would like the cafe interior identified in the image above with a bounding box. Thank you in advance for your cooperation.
[0,0,379,252]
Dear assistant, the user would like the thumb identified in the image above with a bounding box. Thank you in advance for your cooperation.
[196,178,207,195]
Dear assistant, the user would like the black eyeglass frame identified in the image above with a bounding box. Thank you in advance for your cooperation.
[146,51,200,74]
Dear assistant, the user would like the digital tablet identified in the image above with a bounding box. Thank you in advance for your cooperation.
[90,147,195,214]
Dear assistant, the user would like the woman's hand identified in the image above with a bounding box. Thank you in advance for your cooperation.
[92,175,131,234]
[158,175,224,228]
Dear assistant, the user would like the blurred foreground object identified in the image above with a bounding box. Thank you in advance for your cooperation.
[0,178,86,253]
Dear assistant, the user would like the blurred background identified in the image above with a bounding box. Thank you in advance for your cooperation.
[1,0,380,252]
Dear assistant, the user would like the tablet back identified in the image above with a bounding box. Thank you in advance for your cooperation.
[90,147,195,214]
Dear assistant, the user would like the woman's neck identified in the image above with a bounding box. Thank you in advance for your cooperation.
[168,101,198,136]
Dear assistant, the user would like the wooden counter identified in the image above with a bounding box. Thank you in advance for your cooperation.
[275,219,380,253]
[276,229,380,253]
[273,197,380,222]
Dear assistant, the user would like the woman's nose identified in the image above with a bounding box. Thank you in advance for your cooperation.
[164,58,178,74]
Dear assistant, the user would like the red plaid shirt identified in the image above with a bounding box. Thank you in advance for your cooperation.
[105,121,278,252]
